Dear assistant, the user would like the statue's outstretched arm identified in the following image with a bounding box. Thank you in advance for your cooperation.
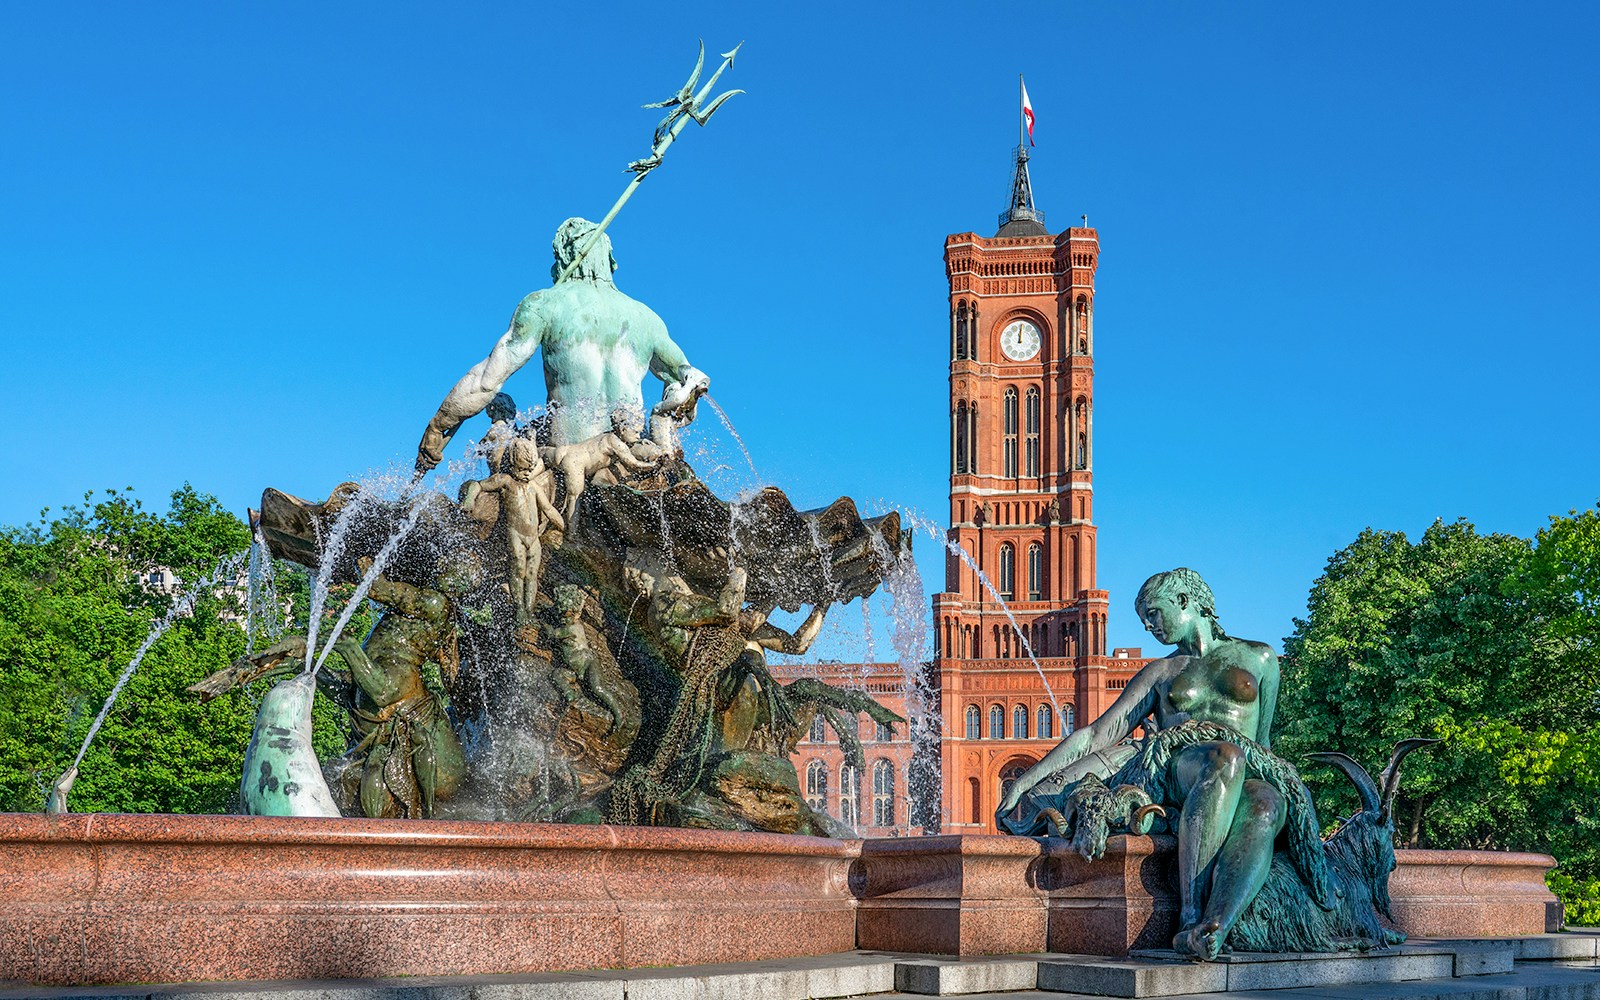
[416,297,545,472]
[645,319,693,384]
[753,604,828,655]
[998,661,1169,812]
[332,635,407,708]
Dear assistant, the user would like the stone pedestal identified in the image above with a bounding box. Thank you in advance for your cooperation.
[854,835,1045,955]
[1041,834,1181,955]
[1389,848,1564,937]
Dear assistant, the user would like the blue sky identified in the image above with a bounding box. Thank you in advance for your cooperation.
[3,3,1596,657]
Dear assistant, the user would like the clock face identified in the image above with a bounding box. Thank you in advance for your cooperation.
[1000,319,1042,362]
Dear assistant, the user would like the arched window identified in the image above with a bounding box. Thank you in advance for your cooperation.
[965,704,981,740]
[1013,705,1029,740]
[872,760,895,827]
[1024,387,1040,478]
[1027,543,1043,601]
[839,764,860,828]
[809,714,826,744]
[1075,297,1089,353]
[1065,705,1076,733]
[1074,397,1089,470]
[988,704,1005,739]
[1003,388,1019,478]
[968,404,979,476]
[954,303,968,361]
[874,719,894,742]
[1038,704,1053,740]
[998,543,1015,601]
[953,401,968,474]
[805,760,827,812]
[999,763,1030,824]
[968,305,978,359]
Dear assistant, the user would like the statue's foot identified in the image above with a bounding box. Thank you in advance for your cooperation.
[1172,920,1225,962]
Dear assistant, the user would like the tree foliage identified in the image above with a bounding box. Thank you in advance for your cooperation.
[1278,510,1600,920]
[0,486,354,814]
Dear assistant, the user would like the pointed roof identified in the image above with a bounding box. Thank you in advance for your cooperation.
[996,144,1047,238]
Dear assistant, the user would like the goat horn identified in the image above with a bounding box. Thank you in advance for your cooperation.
[1379,738,1442,819]
[1305,751,1380,814]
[1130,803,1166,834]
[1036,806,1070,838]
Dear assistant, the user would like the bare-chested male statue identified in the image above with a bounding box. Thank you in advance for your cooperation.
[414,218,710,471]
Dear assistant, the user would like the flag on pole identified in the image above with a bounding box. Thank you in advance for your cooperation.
[1021,79,1036,146]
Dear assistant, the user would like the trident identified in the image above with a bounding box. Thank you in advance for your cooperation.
[554,40,744,285]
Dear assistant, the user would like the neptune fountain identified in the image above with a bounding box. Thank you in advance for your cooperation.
[187,213,906,836]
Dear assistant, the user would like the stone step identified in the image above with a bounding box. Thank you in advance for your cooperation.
[1039,945,1470,997]
[893,958,1038,995]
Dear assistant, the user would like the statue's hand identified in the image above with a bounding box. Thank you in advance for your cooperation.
[654,366,710,422]
[416,418,448,473]
[998,775,1030,815]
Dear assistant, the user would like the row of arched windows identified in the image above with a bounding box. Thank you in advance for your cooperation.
[995,542,1045,601]
[806,714,895,744]
[953,384,1068,476]
[1001,388,1041,478]
[963,703,1074,741]
[804,759,898,828]
[934,604,1100,659]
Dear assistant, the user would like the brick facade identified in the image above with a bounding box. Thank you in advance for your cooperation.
[786,147,1151,835]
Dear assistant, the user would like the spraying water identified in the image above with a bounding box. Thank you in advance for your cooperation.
[704,395,759,481]
[306,450,478,677]
[866,530,942,832]
[901,509,1062,721]
[301,488,376,681]
[244,522,283,654]
[72,550,249,770]
[309,497,430,676]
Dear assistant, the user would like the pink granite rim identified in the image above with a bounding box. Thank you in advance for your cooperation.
[0,812,861,858]
[858,833,1044,857]
[1396,847,1557,869]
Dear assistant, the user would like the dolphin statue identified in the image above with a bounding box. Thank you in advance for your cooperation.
[45,764,77,815]
[241,672,341,817]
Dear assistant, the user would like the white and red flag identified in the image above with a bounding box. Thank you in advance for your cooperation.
[1022,79,1036,146]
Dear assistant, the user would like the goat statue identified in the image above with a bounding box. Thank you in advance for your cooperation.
[1228,738,1440,953]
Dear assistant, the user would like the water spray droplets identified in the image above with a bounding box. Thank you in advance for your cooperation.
[72,550,250,771]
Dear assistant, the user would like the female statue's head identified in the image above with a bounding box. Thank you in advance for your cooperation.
[1134,568,1227,648]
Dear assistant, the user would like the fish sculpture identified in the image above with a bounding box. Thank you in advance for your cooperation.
[241,673,341,817]
[45,765,77,815]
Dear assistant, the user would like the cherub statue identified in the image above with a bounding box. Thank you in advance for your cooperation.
[591,417,669,484]
[459,437,565,620]
[544,412,663,524]
[550,583,623,732]
[481,391,521,472]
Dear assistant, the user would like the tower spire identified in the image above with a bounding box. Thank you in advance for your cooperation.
[997,76,1046,237]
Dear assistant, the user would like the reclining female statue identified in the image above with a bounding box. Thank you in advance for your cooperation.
[997,568,1334,960]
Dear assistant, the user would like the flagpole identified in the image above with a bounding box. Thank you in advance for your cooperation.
[1018,74,1025,149]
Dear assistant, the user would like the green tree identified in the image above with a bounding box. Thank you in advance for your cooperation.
[1278,514,1600,922]
[0,486,354,813]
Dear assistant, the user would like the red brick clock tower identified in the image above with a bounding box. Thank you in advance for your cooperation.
[931,142,1141,833]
